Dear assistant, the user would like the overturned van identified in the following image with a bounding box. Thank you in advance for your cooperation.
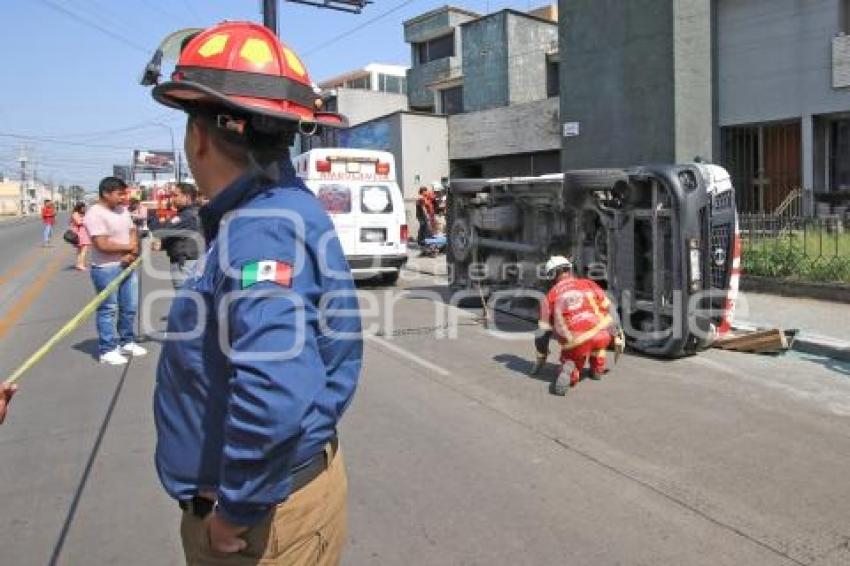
[446,164,740,357]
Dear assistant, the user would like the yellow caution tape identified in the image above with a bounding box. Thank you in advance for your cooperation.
[3,257,143,386]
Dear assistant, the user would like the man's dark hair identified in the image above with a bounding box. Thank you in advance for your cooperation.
[175,182,197,202]
[419,187,428,195]
[98,176,128,198]
[186,106,296,182]
[73,202,86,214]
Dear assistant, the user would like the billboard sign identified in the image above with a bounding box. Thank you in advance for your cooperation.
[133,150,175,174]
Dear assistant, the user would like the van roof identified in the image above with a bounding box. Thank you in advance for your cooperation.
[295,148,394,162]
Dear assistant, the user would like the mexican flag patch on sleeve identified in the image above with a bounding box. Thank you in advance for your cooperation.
[241,260,293,288]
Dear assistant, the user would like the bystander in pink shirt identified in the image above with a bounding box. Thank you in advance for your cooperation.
[84,203,134,266]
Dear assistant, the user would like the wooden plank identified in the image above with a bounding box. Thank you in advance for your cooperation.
[714,328,788,353]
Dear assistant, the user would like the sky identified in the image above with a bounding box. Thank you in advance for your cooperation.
[0,0,541,191]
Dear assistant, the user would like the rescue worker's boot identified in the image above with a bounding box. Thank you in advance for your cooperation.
[529,353,547,376]
[552,366,570,396]
[589,353,607,380]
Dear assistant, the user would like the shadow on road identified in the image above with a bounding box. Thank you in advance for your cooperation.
[47,358,133,566]
[493,353,557,384]
[793,352,850,378]
[70,338,99,359]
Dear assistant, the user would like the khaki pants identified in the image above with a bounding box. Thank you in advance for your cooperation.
[180,446,348,565]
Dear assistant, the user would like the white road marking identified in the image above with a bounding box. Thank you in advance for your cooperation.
[365,334,452,376]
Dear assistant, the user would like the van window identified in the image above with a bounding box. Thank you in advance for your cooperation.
[361,185,394,214]
[317,184,352,214]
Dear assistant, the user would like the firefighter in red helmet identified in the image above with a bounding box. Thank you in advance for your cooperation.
[531,256,625,396]
[146,22,360,565]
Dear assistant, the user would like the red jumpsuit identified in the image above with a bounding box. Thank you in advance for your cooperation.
[540,275,613,385]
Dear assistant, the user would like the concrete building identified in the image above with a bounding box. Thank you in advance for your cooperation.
[559,0,713,171]
[403,6,480,112]
[317,63,409,126]
[338,110,449,220]
[0,181,22,216]
[403,5,560,177]
[298,64,410,153]
[558,0,850,215]
[717,0,850,214]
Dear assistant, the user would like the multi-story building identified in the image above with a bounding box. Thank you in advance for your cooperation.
[558,0,850,215]
[717,0,850,214]
[404,6,480,113]
[317,63,410,126]
[403,4,560,177]
[298,63,410,153]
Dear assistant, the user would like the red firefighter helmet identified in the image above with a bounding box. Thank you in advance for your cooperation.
[152,21,346,129]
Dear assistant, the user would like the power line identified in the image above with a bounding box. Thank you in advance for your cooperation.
[35,0,150,54]
[303,0,420,56]
[0,132,141,150]
[138,0,190,26]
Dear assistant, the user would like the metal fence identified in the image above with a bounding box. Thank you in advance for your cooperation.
[740,214,850,283]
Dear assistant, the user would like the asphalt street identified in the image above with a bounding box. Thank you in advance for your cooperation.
[1,217,849,565]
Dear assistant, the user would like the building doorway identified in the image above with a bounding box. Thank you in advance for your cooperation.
[720,121,802,214]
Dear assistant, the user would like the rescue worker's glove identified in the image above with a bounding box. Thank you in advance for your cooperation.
[613,329,626,363]
[529,352,547,376]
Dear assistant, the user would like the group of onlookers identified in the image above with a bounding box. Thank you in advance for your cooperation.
[415,185,447,244]
[35,179,202,366]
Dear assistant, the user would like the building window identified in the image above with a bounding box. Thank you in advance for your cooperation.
[440,86,464,115]
[415,33,455,65]
[843,0,850,33]
[345,76,371,90]
[378,74,406,94]
[830,119,850,190]
[546,60,559,97]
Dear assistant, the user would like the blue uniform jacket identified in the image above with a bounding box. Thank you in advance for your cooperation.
[154,161,363,526]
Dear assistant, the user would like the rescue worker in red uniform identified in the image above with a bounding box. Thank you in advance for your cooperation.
[531,256,624,396]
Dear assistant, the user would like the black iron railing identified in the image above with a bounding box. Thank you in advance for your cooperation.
[740,214,850,283]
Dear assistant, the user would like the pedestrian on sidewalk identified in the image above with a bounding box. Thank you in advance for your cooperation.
[530,256,624,395]
[148,182,202,288]
[416,187,432,245]
[84,177,147,365]
[69,202,91,271]
[40,199,56,247]
[148,21,362,565]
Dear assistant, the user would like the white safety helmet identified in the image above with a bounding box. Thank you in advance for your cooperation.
[544,255,573,277]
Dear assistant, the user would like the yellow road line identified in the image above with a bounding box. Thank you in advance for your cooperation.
[0,250,70,339]
[0,252,40,287]
[3,257,142,385]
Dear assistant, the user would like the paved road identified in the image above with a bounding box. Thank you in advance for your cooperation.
[0,226,848,565]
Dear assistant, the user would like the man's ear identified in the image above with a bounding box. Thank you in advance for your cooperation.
[186,119,210,161]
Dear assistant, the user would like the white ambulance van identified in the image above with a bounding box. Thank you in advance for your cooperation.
[294,148,408,284]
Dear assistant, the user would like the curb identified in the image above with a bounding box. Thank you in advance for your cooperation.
[741,276,850,304]
[402,264,448,277]
[733,321,850,362]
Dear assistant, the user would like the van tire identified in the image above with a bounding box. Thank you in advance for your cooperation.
[382,270,400,286]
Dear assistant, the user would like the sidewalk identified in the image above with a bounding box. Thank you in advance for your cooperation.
[402,250,850,360]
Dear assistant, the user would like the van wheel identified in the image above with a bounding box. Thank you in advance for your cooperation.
[382,270,400,286]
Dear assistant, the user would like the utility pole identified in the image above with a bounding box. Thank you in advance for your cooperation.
[18,147,27,216]
[262,0,278,34]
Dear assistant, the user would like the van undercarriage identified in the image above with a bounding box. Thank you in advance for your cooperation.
[446,165,739,358]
